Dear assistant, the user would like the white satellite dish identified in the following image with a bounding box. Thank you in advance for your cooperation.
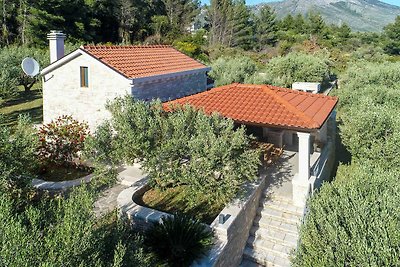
[21,57,40,77]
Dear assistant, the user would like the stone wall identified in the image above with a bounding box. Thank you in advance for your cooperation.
[132,72,207,102]
[43,52,208,131]
[193,173,267,267]
[118,173,266,267]
[42,52,131,131]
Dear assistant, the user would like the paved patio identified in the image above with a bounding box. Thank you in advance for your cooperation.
[264,149,321,201]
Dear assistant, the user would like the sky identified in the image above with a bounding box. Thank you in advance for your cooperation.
[201,0,400,6]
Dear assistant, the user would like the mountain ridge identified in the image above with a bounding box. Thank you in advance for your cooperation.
[258,0,400,32]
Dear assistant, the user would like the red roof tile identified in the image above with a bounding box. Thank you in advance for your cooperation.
[81,45,207,79]
[164,83,338,130]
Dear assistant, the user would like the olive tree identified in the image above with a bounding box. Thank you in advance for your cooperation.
[209,56,258,86]
[260,52,331,87]
[292,164,400,266]
[334,62,400,169]
[0,46,49,100]
[87,96,260,207]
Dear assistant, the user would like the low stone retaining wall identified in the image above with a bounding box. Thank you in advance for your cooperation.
[117,177,171,231]
[118,172,267,267]
[32,173,93,191]
[193,173,267,267]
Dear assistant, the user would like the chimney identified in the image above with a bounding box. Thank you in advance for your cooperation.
[47,30,66,64]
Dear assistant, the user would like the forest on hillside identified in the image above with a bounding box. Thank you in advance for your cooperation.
[1,1,400,266]
[1,0,400,100]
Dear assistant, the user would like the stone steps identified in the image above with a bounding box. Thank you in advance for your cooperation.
[257,206,301,225]
[247,235,295,256]
[249,227,298,247]
[260,199,304,217]
[243,247,291,267]
[242,195,303,267]
[253,215,299,235]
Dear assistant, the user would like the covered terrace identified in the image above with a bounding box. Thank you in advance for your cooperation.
[164,83,338,208]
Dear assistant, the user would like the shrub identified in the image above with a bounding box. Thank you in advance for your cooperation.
[334,62,400,170]
[86,96,260,208]
[209,56,258,86]
[0,185,154,266]
[146,214,214,266]
[261,52,331,87]
[0,115,39,189]
[292,164,400,266]
[339,99,400,170]
[38,115,89,167]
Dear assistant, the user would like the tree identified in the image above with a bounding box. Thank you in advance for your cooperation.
[279,14,295,32]
[26,0,98,46]
[0,115,39,190]
[306,12,327,38]
[162,0,200,37]
[87,96,260,207]
[0,185,155,266]
[151,15,169,40]
[292,164,400,266]
[209,56,258,86]
[229,0,254,49]
[208,0,234,46]
[383,15,400,55]
[0,45,49,100]
[261,52,331,87]
[334,62,400,170]
[255,5,277,49]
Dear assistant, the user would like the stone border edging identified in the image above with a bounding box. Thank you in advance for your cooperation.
[32,173,93,191]
[117,178,171,227]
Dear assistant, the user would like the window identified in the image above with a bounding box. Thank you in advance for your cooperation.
[80,67,89,87]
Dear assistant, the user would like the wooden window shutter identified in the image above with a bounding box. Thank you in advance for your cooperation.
[80,67,89,87]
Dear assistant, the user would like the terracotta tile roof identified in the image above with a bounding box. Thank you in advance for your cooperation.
[81,45,208,79]
[164,83,338,130]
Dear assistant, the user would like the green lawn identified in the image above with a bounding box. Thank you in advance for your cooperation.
[0,84,43,126]
[134,186,224,224]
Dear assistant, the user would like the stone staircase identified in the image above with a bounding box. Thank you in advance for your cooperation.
[241,190,304,267]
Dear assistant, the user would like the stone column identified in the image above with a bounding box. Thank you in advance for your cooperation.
[292,132,311,208]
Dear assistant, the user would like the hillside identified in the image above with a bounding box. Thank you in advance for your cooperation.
[258,0,400,32]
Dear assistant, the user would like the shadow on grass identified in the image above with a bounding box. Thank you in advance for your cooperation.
[1,105,43,126]
[1,89,43,126]
[1,89,42,107]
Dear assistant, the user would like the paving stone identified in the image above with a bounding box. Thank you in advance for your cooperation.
[94,184,128,217]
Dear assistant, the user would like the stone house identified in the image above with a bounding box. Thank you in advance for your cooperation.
[41,31,211,130]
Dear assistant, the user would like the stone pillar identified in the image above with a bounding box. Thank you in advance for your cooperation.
[292,132,311,208]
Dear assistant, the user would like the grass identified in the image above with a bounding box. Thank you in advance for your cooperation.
[134,186,224,224]
[0,84,43,126]
[39,164,93,182]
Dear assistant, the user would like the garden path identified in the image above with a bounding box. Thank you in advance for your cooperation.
[94,164,148,217]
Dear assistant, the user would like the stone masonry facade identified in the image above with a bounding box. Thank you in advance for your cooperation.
[132,72,207,102]
[43,52,208,131]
